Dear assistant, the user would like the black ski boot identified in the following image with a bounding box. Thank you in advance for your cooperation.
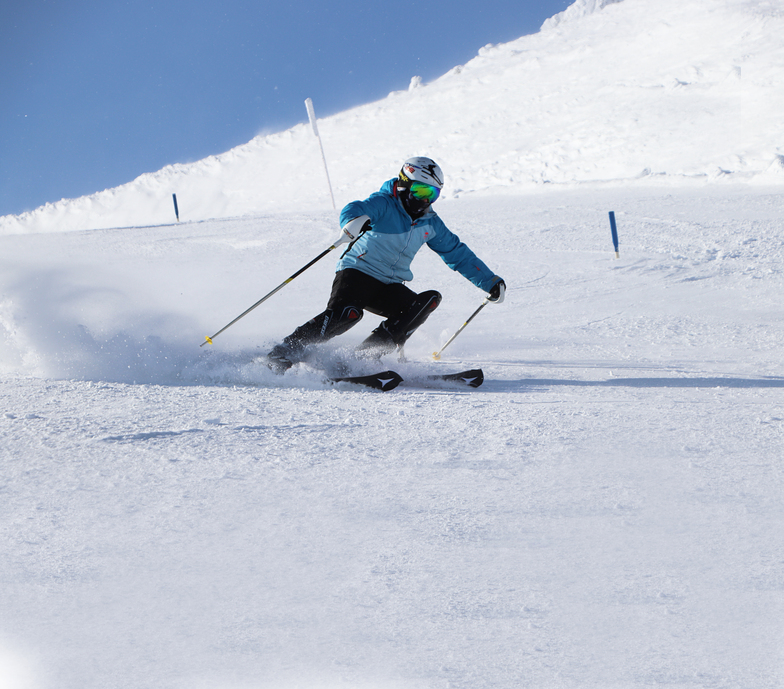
[266,305,364,374]
[356,290,441,359]
[355,323,397,360]
[266,343,297,374]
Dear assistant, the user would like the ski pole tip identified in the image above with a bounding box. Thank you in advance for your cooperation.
[432,351,441,360]
[203,336,213,346]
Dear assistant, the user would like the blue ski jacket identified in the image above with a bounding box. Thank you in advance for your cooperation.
[337,179,500,292]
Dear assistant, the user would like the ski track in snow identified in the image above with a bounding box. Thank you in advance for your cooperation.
[2,187,784,689]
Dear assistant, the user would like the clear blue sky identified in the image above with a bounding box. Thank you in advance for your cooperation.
[1,0,570,217]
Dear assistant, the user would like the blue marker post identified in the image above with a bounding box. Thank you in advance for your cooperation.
[172,193,180,222]
[609,211,619,258]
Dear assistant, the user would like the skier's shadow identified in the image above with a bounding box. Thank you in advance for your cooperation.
[496,376,784,391]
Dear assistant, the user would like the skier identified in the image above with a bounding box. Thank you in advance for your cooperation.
[267,156,506,373]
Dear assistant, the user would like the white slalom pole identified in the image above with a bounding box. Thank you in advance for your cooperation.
[304,98,336,210]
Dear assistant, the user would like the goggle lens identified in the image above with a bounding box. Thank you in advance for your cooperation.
[409,182,440,202]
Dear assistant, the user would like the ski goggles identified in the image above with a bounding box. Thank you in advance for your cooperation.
[409,182,441,203]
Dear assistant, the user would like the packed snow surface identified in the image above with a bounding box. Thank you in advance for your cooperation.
[3,185,784,689]
[2,0,784,688]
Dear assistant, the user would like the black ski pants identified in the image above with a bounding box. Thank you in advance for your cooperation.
[284,268,441,353]
[326,268,421,318]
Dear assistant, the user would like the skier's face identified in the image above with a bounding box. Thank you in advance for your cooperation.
[400,187,431,219]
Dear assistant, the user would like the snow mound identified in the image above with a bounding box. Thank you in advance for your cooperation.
[541,0,625,30]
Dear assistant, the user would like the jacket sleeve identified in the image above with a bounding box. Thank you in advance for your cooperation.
[427,219,500,292]
[339,181,400,232]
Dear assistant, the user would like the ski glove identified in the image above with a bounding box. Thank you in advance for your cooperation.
[488,278,506,304]
[334,215,371,247]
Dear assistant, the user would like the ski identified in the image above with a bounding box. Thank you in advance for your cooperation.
[330,370,404,391]
[327,368,482,391]
[424,368,484,388]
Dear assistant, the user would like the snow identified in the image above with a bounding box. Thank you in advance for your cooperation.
[2,1,784,688]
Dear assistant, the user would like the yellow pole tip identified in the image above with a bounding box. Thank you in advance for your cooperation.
[432,352,441,360]
[205,336,213,345]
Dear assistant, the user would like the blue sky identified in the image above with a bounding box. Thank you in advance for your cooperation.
[1,0,570,217]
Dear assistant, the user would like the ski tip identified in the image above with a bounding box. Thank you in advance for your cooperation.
[462,369,484,387]
[426,368,484,388]
[375,371,404,391]
[451,368,483,387]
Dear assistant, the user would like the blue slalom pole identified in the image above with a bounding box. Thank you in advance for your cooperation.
[609,211,619,258]
[172,193,180,222]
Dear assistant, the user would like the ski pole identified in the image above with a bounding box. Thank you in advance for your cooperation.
[432,298,490,360]
[201,244,337,347]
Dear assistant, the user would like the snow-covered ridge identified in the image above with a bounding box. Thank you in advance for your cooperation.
[2,0,782,235]
[540,0,625,30]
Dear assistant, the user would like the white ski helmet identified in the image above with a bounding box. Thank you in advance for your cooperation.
[399,156,444,189]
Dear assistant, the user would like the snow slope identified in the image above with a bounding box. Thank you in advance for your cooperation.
[2,1,784,688]
[2,186,784,689]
